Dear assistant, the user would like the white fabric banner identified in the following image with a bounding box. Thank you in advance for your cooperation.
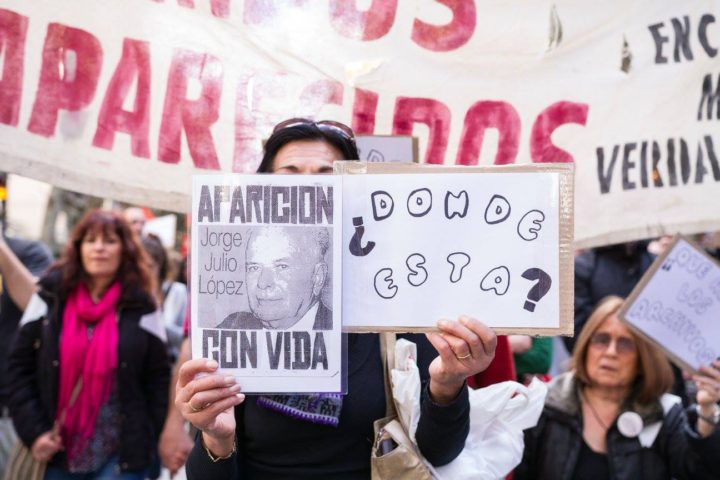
[0,0,718,247]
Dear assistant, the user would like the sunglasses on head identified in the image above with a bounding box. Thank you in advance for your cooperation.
[589,332,636,355]
[272,118,356,142]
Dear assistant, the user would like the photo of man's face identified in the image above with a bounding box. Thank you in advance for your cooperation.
[245,227,328,329]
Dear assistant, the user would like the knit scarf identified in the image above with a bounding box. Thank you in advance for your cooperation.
[57,282,121,460]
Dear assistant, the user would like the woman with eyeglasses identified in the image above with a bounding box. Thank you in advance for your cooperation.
[176,118,498,479]
[515,295,720,480]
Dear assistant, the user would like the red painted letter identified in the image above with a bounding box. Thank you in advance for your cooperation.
[92,39,151,158]
[158,49,223,169]
[27,24,103,137]
[351,88,378,134]
[412,0,476,52]
[0,9,28,127]
[456,101,520,165]
[530,101,588,163]
[329,0,397,41]
[393,97,451,164]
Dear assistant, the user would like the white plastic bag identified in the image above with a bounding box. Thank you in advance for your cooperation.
[390,339,548,480]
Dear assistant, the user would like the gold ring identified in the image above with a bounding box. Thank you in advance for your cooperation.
[189,403,204,413]
[456,353,472,360]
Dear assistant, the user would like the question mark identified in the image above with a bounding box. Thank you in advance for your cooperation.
[348,216,375,257]
[521,268,552,312]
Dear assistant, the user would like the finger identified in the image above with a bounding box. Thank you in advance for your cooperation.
[437,319,482,360]
[189,394,245,427]
[178,373,236,406]
[698,365,720,381]
[458,316,497,356]
[187,384,242,412]
[178,358,219,388]
[426,332,460,365]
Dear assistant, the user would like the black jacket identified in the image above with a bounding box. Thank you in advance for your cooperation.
[569,242,654,353]
[0,236,52,408]
[186,333,470,480]
[7,271,170,472]
[515,373,720,480]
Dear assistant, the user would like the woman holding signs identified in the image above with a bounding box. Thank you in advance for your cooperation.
[177,118,498,479]
[515,296,720,480]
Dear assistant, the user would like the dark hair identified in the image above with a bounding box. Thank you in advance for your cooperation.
[571,296,674,404]
[256,121,359,173]
[142,234,168,284]
[48,209,156,301]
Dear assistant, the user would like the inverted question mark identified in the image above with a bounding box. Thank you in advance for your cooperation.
[348,216,375,257]
[521,268,552,312]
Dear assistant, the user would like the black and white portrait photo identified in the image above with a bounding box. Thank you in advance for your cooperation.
[216,226,332,330]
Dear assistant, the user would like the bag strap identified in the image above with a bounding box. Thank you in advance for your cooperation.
[53,378,83,434]
[379,332,397,418]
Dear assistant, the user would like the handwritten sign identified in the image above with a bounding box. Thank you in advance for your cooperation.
[356,135,418,163]
[339,162,574,334]
[191,175,342,393]
[620,236,720,372]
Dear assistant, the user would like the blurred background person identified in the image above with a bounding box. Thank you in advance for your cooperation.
[516,296,720,479]
[1,210,170,479]
[0,234,52,476]
[142,234,187,361]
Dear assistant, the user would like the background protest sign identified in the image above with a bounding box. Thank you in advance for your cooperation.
[619,236,720,372]
[339,162,574,335]
[190,174,342,393]
[356,135,418,163]
[0,1,718,248]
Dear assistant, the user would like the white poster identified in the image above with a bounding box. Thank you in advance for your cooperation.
[356,135,417,163]
[342,170,561,330]
[191,174,342,393]
[620,237,720,372]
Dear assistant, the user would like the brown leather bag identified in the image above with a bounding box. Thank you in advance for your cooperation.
[4,379,83,480]
[370,333,435,480]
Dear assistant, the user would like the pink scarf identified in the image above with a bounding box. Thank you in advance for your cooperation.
[57,281,121,460]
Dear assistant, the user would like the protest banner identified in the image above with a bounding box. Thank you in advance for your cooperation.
[339,162,574,335]
[619,236,720,372]
[191,174,342,393]
[355,135,418,163]
[0,1,718,247]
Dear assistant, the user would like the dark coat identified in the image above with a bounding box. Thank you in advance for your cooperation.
[185,333,470,480]
[217,301,332,330]
[7,271,170,472]
[515,373,720,480]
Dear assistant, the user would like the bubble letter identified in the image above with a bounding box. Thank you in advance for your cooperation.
[517,210,545,241]
[371,191,394,221]
[484,194,511,224]
[407,188,432,217]
[480,266,510,296]
[447,252,470,283]
[374,268,398,299]
[406,254,428,287]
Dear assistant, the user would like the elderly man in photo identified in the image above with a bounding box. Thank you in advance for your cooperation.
[217,226,331,330]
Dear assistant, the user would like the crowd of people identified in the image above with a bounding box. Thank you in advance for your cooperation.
[0,118,718,479]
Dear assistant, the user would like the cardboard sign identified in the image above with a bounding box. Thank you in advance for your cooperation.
[619,236,720,372]
[191,175,342,393]
[338,162,574,335]
[355,135,418,163]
